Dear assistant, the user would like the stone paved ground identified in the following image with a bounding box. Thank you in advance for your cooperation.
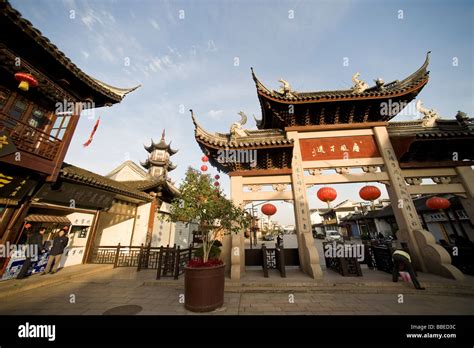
[0,266,473,315]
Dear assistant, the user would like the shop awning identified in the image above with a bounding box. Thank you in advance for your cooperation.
[25,214,71,224]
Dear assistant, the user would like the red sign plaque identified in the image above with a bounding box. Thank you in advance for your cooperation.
[299,135,380,161]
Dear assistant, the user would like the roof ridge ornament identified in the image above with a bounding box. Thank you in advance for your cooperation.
[351,72,369,94]
[416,100,439,127]
[230,111,249,139]
[277,78,296,97]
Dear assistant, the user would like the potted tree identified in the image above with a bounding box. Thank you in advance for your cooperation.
[169,168,249,312]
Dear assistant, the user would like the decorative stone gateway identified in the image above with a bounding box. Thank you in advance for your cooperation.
[413,229,464,280]
[191,52,473,280]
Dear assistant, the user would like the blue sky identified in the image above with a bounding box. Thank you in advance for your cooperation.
[11,0,473,225]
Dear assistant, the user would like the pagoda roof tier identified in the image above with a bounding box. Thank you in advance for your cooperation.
[144,134,178,154]
[191,110,293,173]
[140,158,177,171]
[251,52,430,129]
[0,0,139,107]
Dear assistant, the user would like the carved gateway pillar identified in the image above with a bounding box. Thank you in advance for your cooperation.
[228,175,245,280]
[373,126,463,280]
[287,131,323,279]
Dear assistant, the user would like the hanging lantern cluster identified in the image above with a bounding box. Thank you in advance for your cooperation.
[14,72,38,91]
[359,185,381,209]
[200,155,208,172]
[426,196,450,210]
[317,187,337,208]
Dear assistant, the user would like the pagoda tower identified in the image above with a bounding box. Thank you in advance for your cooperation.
[141,130,178,178]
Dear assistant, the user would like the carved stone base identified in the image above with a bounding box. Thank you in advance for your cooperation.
[301,232,323,279]
[413,229,464,280]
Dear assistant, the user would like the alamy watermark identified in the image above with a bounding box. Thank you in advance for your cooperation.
[217,149,257,167]
[323,241,365,262]
[0,242,39,259]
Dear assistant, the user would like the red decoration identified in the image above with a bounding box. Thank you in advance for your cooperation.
[359,185,381,201]
[214,181,220,187]
[14,72,38,91]
[261,203,277,216]
[317,187,337,204]
[214,174,220,180]
[426,196,450,210]
[187,258,223,268]
[200,165,208,172]
[24,223,31,229]
[202,155,209,162]
[83,117,100,147]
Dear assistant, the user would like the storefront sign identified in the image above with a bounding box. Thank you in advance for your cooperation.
[300,135,380,161]
[0,166,38,202]
[0,130,17,158]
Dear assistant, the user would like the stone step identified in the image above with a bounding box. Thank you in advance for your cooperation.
[142,279,474,297]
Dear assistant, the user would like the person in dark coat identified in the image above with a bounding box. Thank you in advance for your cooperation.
[392,247,425,290]
[16,227,46,279]
[42,226,69,275]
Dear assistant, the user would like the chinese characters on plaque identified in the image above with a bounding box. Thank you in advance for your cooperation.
[299,135,380,161]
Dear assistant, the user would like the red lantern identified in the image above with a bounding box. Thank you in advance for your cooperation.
[261,203,277,216]
[359,185,381,201]
[214,174,220,180]
[202,155,209,162]
[200,165,208,172]
[214,181,220,187]
[14,72,38,91]
[317,187,337,207]
[24,223,32,229]
[426,196,450,210]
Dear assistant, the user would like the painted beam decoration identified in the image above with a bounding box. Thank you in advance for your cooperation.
[299,135,380,161]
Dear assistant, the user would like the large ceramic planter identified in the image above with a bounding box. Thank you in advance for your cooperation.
[184,263,225,312]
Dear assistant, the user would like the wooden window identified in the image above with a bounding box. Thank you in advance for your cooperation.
[28,107,49,130]
[7,95,28,120]
[0,88,10,111]
[50,114,71,140]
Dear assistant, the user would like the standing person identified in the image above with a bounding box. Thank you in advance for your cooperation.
[392,246,425,290]
[42,226,69,275]
[16,226,46,279]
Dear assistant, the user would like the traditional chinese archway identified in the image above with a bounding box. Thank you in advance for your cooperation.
[191,52,474,281]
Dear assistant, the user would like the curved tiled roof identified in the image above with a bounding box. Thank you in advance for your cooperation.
[191,109,294,149]
[0,0,140,103]
[251,52,430,103]
[60,163,153,201]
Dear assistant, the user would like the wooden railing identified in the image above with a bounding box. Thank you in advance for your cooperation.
[262,242,286,278]
[0,112,61,160]
[89,243,197,279]
[322,241,363,277]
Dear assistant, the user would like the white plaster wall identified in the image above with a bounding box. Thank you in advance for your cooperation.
[151,213,175,247]
[108,165,144,182]
[96,213,135,246]
[131,202,151,246]
[60,212,95,268]
[174,221,198,248]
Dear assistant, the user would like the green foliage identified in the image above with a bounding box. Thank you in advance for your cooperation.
[168,167,250,262]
